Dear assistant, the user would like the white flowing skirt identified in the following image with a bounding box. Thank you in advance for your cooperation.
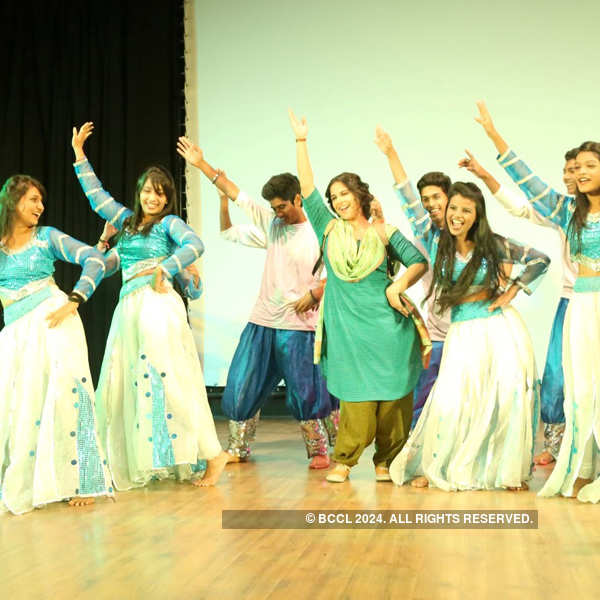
[97,281,221,491]
[539,288,600,502]
[389,306,539,491]
[0,287,113,515]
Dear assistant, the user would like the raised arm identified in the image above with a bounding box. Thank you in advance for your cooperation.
[374,128,435,255]
[178,139,273,234]
[474,102,573,230]
[288,108,334,241]
[288,108,315,198]
[159,215,205,277]
[177,137,240,200]
[72,124,133,229]
[374,126,409,184]
[217,174,233,232]
[216,177,268,248]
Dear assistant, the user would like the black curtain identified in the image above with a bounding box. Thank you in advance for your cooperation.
[0,0,186,382]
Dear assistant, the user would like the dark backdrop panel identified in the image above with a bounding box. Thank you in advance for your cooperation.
[0,0,186,382]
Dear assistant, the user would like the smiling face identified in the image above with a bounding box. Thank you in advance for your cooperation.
[563,159,577,195]
[446,194,477,239]
[140,177,168,217]
[420,185,448,229]
[14,185,44,228]
[328,181,362,221]
[575,151,600,196]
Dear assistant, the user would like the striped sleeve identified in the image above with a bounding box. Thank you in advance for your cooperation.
[44,227,106,300]
[497,149,574,232]
[393,180,436,258]
[496,234,550,295]
[73,158,133,229]
[159,215,205,277]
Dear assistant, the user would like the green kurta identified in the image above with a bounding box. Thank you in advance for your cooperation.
[304,189,427,402]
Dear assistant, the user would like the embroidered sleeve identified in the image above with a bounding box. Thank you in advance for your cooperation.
[496,234,550,295]
[159,215,205,277]
[73,158,133,230]
[44,227,106,300]
[497,149,574,232]
[302,188,335,242]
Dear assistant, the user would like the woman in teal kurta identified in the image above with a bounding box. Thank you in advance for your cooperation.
[288,110,428,482]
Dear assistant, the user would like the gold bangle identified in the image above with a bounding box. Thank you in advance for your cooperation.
[296,138,307,143]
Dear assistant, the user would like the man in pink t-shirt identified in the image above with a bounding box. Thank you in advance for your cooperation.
[176,137,337,468]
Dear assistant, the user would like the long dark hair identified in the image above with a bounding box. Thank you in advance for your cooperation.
[0,175,46,241]
[426,182,502,312]
[325,172,372,219]
[121,166,178,235]
[567,141,600,253]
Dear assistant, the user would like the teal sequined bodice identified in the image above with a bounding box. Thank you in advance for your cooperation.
[117,224,176,280]
[0,230,55,291]
[568,213,600,271]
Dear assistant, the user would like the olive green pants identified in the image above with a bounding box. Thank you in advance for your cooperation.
[332,392,413,467]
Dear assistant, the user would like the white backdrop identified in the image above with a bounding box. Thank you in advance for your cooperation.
[184,0,599,385]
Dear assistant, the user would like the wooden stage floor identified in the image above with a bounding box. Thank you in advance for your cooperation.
[2,417,599,600]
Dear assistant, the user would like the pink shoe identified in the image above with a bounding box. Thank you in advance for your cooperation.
[309,454,331,469]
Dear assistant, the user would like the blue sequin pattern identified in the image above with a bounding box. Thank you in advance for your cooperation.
[75,380,108,495]
[148,364,175,468]
[0,227,105,300]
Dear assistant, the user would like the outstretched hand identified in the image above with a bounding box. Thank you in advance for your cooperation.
[72,122,94,159]
[458,149,487,179]
[46,301,78,328]
[177,137,204,167]
[474,101,496,136]
[374,126,393,156]
[288,108,308,139]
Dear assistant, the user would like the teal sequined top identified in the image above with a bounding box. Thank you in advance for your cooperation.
[0,226,106,303]
[73,158,203,299]
[498,148,600,272]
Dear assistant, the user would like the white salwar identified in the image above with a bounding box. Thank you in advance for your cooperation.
[96,278,221,491]
[389,306,539,491]
[0,287,113,515]
[539,286,600,502]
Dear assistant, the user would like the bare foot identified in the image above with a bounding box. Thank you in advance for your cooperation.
[571,477,593,497]
[225,451,247,464]
[68,497,95,507]
[533,450,555,466]
[410,476,429,488]
[193,451,229,487]
[507,482,529,491]
[309,454,330,469]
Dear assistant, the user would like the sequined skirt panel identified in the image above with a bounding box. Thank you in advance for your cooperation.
[0,288,112,515]
[96,283,221,491]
